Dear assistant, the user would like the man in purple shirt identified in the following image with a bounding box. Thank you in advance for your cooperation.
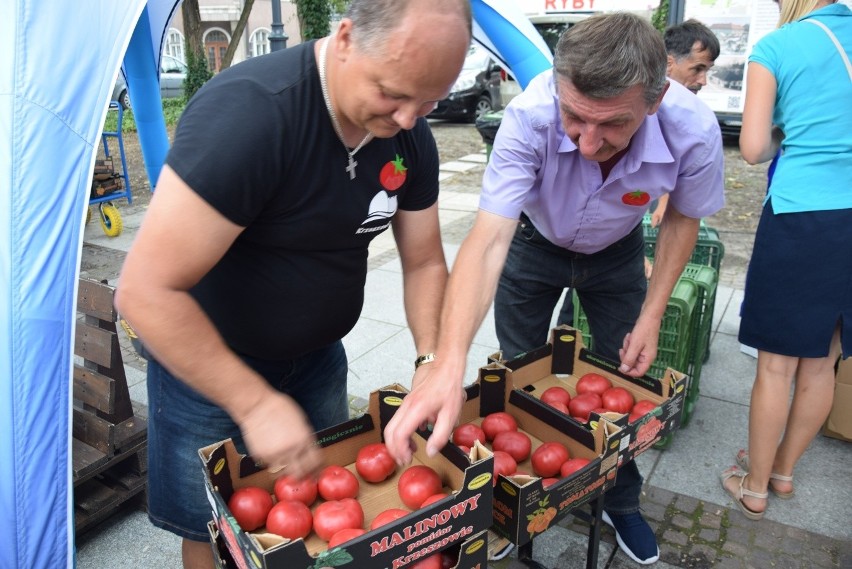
[385,13,724,564]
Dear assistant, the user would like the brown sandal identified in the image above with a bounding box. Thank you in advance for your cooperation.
[720,466,768,521]
[735,449,795,499]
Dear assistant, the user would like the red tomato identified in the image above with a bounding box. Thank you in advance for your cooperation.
[531,442,570,478]
[602,387,635,414]
[313,498,364,541]
[481,412,518,441]
[492,430,532,462]
[273,475,318,507]
[420,492,449,508]
[576,373,613,396]
[541,386,571,408]
[440,546,460,569]
[317,465,360,501]
[327,527,367,548]
[492,450,518,483]
[542,477,560,488]
[355,442,397,483]
[370,508,409,530]
[551,401,570,415]
[265,500,312,540]
[452,423,486,448]
[379,156,408,191]
[568,392,603,421]
[560,457,592,477]
[410,553,442,569]
[398,465,443,510]
[227,486,273,531]
[629,399,658,423]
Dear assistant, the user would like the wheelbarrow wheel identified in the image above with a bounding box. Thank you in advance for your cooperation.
[99,203,123,237]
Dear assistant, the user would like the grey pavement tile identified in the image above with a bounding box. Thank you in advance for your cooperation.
[124,363,147,388]
[713,284,735,332]
[359,265,408,327]
[697,331,756,406]
[440,160,480,173]
[717,288,744,336]
[342,317,404,362]
[75,509,181,569]
[82,208,146,253]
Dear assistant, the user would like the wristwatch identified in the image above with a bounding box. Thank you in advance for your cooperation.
[414,353,436,369]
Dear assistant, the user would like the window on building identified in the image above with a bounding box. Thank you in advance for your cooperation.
[204,29,230,72]
[250,28,271,57]
[165,28,185,62]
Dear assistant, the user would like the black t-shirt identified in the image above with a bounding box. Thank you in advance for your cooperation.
[166,41,440,360]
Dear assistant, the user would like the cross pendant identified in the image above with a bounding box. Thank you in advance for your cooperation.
[346,154,358,180]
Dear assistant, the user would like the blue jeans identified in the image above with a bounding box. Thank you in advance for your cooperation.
[495,215,646,514]
[146,341,349,541]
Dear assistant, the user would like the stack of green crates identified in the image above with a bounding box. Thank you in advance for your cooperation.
[677,264,718,426]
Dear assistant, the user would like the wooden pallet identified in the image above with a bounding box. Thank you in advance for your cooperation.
[73,278,148,535]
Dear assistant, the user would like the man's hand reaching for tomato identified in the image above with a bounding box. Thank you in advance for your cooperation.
[383,362,466,465]
[236,390,323,479]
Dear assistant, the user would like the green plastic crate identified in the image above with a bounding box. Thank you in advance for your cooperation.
[678,263,719,426]
[572,278,697,381]
[643,216,725,275]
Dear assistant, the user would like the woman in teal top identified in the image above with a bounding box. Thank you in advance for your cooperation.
[722,0,852,521]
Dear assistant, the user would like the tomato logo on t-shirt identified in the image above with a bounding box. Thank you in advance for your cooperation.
[621,190,650,206]
[379,154,407,191]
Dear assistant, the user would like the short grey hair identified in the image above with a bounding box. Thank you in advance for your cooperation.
[554,12,668,105]
[345,0,472,56]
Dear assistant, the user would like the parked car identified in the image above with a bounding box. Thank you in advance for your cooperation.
[111,54,187,109]
[428,45,502,122]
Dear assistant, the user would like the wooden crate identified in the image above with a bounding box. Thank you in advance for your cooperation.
[73,278,148,534]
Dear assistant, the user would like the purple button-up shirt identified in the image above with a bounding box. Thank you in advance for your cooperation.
[480,71,725,254]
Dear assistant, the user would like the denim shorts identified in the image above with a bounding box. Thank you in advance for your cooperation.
[146,341,349,541]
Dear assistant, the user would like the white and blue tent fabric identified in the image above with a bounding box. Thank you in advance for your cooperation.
[0,1,549,567]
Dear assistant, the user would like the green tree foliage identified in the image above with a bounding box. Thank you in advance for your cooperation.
[295,0,331,40]
[652,0,670,34]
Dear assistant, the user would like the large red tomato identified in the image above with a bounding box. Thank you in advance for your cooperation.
[492,450,518,482]
[568,392,603,421]
[560,457,591,477]
[313,498,364,542]
[541,386,571,408]
[398,465,443,510]
[370,507,410,530]
[227,486,273,531]
[318,465,360,501]
[601,387,635,414]
[576,373,613,396]
[481,412,518,441]
[355,443,397,483]
[492,430,532,462]
[327,527,367,548]
[273,475,318,507]
[420,492,449,508]
[452,423,486,448]
[265,500,312,540]
[531,442,570,478]
[630,399,658,423]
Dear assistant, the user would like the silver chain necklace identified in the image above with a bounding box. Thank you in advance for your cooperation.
[319,38,374,180]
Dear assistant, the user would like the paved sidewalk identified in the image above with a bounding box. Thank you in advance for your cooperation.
[76,145,852,569]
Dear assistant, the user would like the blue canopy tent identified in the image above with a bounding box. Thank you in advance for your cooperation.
[0,1,550,566]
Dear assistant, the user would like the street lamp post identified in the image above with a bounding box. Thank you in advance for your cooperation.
[270,0,288,52]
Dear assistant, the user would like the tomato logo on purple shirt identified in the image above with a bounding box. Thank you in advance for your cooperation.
[621,191,651,206]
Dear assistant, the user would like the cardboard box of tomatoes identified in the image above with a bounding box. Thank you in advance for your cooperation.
[450,360,623,548]
[198,385,494,569]
[823,357,852,443]
[502,326,688,464]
